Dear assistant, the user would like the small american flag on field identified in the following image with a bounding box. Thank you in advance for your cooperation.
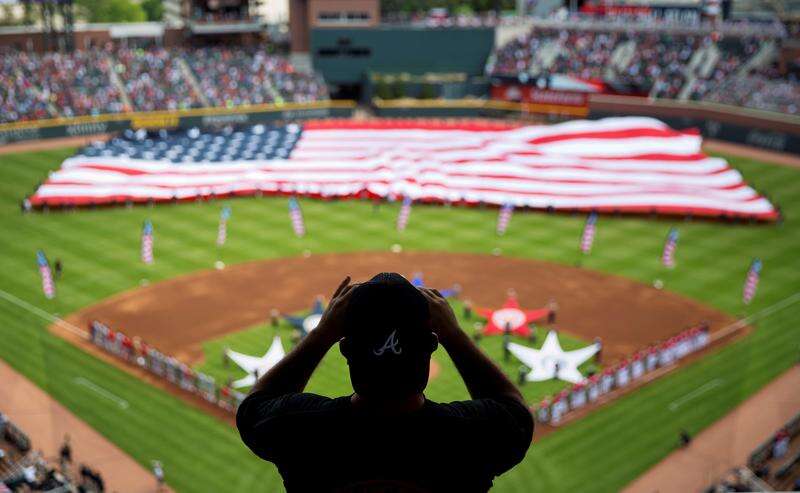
[141,220,154,264]
[496,203,514,235]
[743,258,762,304]
[580,212,598,254]
[36,250,55,299]
[396,196,412,232]
[662,228,679,268]
[217,206,231,246]
[288,197,305,237]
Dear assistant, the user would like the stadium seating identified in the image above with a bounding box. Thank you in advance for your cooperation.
[0,46,329,122]
[185,47,328,108]
[488,22,798,115]
[0,49,125,123]
[707,412,800,491]
[0,412,106,491]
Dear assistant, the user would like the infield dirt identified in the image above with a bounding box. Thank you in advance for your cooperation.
[63,251,735,366]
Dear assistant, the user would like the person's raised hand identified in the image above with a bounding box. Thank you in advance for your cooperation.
[316,276,357,343]
[419,287,462,345]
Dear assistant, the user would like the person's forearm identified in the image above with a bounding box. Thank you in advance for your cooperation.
[441,328,523,403]
[249,325,338,398]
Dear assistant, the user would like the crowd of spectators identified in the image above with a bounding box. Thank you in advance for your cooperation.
[0,46,329,123]
[489,24,798,114]
[685,36,762,101]
[114,47,202,112]
[1,412,106,492]
[703,74,800,115]
[489,28,704,97]
[0,48,125,123]
[186,47,327,108]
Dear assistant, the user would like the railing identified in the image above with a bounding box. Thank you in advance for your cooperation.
[89,321,248,414]
[533,324,711,426]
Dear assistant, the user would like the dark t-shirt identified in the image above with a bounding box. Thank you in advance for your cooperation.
[237,391,533,492]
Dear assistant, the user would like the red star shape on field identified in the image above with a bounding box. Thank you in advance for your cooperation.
[476,295,551,337]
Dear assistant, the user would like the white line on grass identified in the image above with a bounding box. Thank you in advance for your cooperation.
[73,377,129,410]
[669,378,725,411]
[0,288,87,339]
[710,290,800,343]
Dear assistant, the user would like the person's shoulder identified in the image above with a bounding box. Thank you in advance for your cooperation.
[428,395,532,423]
[238,391,345,420]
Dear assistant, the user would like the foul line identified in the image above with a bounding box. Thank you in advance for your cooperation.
[0,288,87,339]
[73,377,130,410]
[709,290,800,343]
[669,378,725,411]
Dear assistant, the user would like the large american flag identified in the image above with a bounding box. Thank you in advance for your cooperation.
[662,228,679,268]
[27,118,777,221]
[141,220,154,264]
[743,258,762,304]
[36,250,55,299]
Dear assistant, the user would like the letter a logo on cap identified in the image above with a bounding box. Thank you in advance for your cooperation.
[373,330,402,356]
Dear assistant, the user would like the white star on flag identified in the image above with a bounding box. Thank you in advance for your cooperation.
[225,336,286,388]
[508,331,600,384]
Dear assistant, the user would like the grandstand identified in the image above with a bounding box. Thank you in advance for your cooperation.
[0,46,328,123]
[706,413,800,491]
[0,413,106,491]
[487,18,797,114]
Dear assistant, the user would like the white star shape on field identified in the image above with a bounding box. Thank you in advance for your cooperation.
[508,331,600,384]
[225,336,286,389]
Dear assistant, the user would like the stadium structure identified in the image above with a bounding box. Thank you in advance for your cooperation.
[1,0,800,491]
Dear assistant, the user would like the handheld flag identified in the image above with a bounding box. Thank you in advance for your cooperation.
[396,196,412,232]
[141,220,154,264]
[662,228,679,268]
[496,203,514,235]
[288,197,305,237]
[580,212,598,254]
[742,258,761,304]
[217,206,231,246]
[36,250,55,299]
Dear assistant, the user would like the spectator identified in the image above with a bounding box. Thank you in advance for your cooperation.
[237,274,533,491]
[59,434,72,472]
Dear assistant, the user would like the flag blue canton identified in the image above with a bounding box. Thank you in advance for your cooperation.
[77,124,303,163]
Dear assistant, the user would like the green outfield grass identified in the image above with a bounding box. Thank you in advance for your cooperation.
[196,302,596,405]
[0,147,799,492]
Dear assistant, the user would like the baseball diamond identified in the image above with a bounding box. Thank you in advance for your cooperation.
[2,7,800,491]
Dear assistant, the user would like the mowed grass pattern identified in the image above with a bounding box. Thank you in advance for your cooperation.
[0,148,799,492]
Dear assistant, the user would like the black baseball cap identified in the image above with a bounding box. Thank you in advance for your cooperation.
[343,272,433,365]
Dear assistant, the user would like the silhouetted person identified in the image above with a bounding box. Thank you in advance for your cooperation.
[59,434,71,472]
[679,429,692,448]
[237,273,533,492]
[54,259,62,280]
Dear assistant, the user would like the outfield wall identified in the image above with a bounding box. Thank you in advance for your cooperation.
[589,95,800,156]
[3,97,799,157]
[0,101,356,146]
[370,98,800,156]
